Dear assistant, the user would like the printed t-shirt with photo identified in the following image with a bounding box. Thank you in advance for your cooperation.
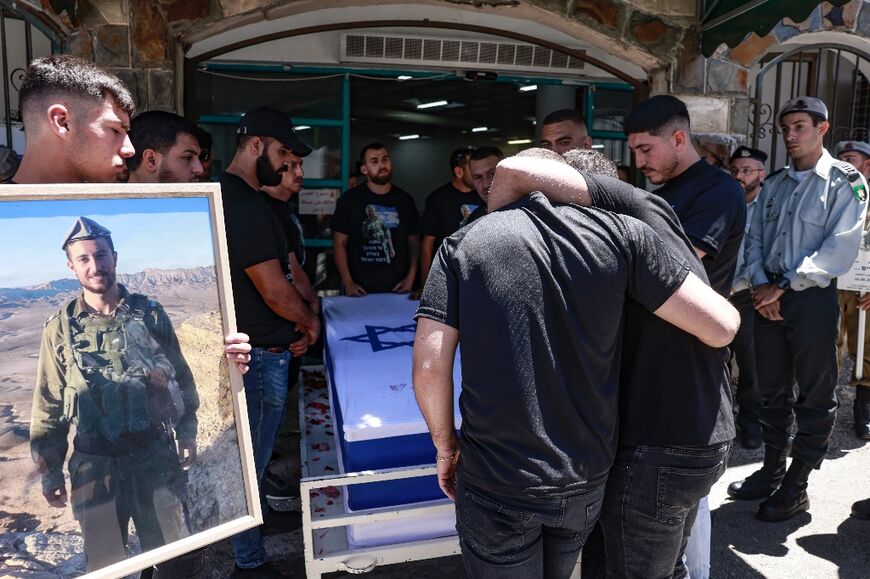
[332,183,420,293]
[420,182,483,250]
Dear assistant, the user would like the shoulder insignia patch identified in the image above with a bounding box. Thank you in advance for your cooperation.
[833,160,868,203]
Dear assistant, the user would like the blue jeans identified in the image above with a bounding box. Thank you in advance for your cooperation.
[455,476,604,578]
[683,496,710,579]
[230,347,291,569]
[598,443,729,579]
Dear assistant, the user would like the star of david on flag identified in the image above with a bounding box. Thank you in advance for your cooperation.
[342,323,417,352]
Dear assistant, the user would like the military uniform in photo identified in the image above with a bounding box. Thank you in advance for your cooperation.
[29,217,200,571]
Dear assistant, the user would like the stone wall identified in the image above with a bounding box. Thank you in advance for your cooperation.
[23,0,870,144]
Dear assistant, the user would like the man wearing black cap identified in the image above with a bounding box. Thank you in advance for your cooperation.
[728,146,768,449]
[221,106,320,576]
[731,97,869,522]
[333,143,420,295]
[417,147,481,294]
[835,140,870,441]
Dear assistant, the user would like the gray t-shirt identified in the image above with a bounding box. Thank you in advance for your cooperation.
[416,193,690,496]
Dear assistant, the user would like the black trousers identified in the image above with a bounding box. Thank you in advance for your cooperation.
[731,289,763,428]
[754,284,840,466]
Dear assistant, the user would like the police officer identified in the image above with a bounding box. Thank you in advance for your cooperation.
[729,97,869,522]
[729,146,768,449]
[30,217,200,571]
[835,140,870,441]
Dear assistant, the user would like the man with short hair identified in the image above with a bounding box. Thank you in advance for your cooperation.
[332,143,420,296]
[463,146,503,224]
[730,97,868,522]
[195,127,215,182]
[540,108,592,153]
[31,217,198,571]
[626,95,746,296]
[221,106,319,576]
[415,152,740,577]
[834,140,870,441]
[729,146,768,449]
[127,111,204,183]
[12,55,135,184]
[418,147,481,294]
[489,150,737,579]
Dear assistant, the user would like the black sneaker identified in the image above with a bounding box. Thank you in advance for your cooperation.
[263,471,299,501]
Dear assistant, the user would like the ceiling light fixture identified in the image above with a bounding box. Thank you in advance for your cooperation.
[399,134,420,140]
[519,84,538,92]
[294,125,311,131]
[591,144,605,149]
[398,75,413,81]
[472,126,488,133]
[417,100,448,109]
[507,139,532,145]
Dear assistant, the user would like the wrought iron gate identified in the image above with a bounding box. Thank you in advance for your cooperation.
[0,2,60,153]
[750,43,870,170]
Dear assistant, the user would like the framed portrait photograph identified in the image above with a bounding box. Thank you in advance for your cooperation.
[0,183,260,578]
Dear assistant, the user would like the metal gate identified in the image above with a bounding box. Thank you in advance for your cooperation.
[0,2,60,153]
[750,43,870,170]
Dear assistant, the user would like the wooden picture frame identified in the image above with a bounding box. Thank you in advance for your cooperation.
[0,183,261,579]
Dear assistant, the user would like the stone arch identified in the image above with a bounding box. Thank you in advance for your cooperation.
[181,0,665,85]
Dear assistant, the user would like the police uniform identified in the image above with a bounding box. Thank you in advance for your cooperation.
[729,146,767,447]
[732,97,869,521]
[834,140,870,439]
[29,218,200,571]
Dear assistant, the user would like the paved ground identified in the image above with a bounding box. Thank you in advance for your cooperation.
[189,368,870,579]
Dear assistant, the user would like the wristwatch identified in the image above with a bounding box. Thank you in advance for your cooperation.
[776,277,791,291]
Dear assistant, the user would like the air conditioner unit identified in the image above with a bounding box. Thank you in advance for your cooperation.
[341,33,585,74]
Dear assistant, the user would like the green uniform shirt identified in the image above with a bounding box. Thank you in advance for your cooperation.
[30,285,199,492]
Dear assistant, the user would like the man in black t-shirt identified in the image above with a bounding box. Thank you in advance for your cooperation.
[333,142,420,295]
[626,96,746,297]
[414,160,740,576]
[489,150,737,579]
[221,107,319,578]
[624,96,743,578]
[417,147,481,295]
[461,146,503,226]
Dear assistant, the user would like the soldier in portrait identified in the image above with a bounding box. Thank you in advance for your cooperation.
[29,216,200,571]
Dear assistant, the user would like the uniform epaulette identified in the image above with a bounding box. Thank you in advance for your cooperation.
[44,310,62,327]
[831,160,868,202]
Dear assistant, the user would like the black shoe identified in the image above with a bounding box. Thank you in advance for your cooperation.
[851,498,870,520]
[854,386,870,440]
[232,561,293,578]
[740,423,763,449]
[262,508,303,536]
[756,459,813,522]
[263,471,299,501]
[727,450,786,500]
